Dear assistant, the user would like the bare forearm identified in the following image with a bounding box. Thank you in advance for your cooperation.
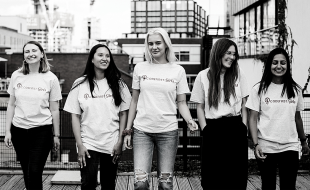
[5,104,15,134]
[71,114,83,146]
[51,110,60,136]
[196,105,206,129]
[249,110,259,144]
[178,102,192,122]
[295,112,306,140]
[118,110,128,142]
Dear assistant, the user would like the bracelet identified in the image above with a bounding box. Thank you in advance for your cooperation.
[253,143,259,149]
[122,129,133,136]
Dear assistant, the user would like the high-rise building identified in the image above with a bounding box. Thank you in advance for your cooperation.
[125,0,206,38]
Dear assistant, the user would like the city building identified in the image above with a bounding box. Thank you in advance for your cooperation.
[0,16,34,52]
[127,0,206,38]
[225,0,310,93]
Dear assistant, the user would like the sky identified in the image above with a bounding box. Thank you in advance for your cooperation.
[0,0,224,45]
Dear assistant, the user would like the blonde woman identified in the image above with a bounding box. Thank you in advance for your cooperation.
[123,28,198,190]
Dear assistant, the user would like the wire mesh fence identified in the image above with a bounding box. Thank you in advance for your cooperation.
[0,94,309,170]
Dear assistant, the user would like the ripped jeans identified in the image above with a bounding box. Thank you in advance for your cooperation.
[133,128,178,190]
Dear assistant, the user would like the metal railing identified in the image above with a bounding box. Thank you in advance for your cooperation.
[231,26,279,57]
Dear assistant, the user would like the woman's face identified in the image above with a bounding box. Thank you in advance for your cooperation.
[92,47,110,72]
[271,54,287,77]
[221,45,236,71]
[23,44,43,64]
[148,34,167,60]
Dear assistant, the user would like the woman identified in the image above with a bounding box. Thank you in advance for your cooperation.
[64,44,131,190]
[246,47,310,190]
[123,28,198,190]
[4,41,62,190]
[190,38,249,189]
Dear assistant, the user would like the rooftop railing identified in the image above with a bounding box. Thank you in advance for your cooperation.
[231,26,279,57]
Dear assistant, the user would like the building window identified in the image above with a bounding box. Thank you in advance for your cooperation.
[162,17,175,22]
[162,1,175,11]
[162,12,175,16]
[239,14,244,36]
[187,75,197,91]
[136,12,146,16]
[177,17,187,21]
[148,1,160,11]
[136,1,146,11]
[148,17,160,22]
[147,12,160,16]
[175,51,190,61]
[162,22,175,27]
[177,11,188,16]
[176,1,187,10]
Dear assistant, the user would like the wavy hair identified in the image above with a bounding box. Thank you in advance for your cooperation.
[20,41,51,74]
[144,28,177,63]
[71,44,124,106]
[207,38,240,109]
[258,47,301,98]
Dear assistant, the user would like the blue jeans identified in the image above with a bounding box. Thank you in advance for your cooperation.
[80,150,118,190]
[133,128,178,190]
[11,124,53,190]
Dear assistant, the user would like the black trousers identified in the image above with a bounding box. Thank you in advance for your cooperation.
[80,150,118,190]
[11,124,53,190]
[257,151,299,190]
[201,115,248,190]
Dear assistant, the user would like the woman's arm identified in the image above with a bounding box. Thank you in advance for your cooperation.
[49,101,60,152]
[241,97,248,126]
[196,103,206,131]
[248,109,266,160]
[124,89,140,149]
[295,111,310,155]
[112,110,128,163]
[177,94,198,132]
[71,113,90,168]
[4,95,16,148]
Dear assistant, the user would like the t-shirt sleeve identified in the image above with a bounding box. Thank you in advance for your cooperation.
[63,83,82,115]
[132,64,140,90]
[49,77,62,101]
[190,72,205,104]
[119,82,132,112]
[240,69,249,98]
[7,71,17,96]
[176,67,190,95]
[296,90,304,111]
[245,85,260,112]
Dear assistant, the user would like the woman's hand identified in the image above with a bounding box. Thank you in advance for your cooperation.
[112,141,123,164]
[53,136,60,152]
[4,132,13,148]
[301,141,310,156]
[124,135,132,149]
[187,119,199,134]
[254,144,267,161]
[77,144,90,168]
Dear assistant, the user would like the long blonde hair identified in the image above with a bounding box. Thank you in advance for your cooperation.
[20,41,51,74]
[144,28,177,63]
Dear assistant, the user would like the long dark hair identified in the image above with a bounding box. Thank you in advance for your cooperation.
[71,44,124,106]
[258,47,300,99]
[207,38,240,109]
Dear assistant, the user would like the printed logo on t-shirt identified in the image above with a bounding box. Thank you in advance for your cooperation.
[140,75,177,83]
[264,97,296,105]
[84,93,112,100]
[16,83,46,91]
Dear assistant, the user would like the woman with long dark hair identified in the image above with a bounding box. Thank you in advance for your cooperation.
[246,47,310,190]
[4,41,62,189]
[123,28,198,190]
[190,38,249,189]
[64,44,131,190]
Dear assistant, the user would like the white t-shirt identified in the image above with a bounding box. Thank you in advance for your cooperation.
[190,68,249,119]
[245,82,304,153]
[7,70,62,129]
[64,77,131,154]
[132,61,190,133]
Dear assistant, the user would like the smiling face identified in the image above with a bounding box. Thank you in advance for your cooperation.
[23,44,43,65]
[271,54,287,78]
[92,47,110,72]
[221,45,236,72]
[147,33,167,62]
